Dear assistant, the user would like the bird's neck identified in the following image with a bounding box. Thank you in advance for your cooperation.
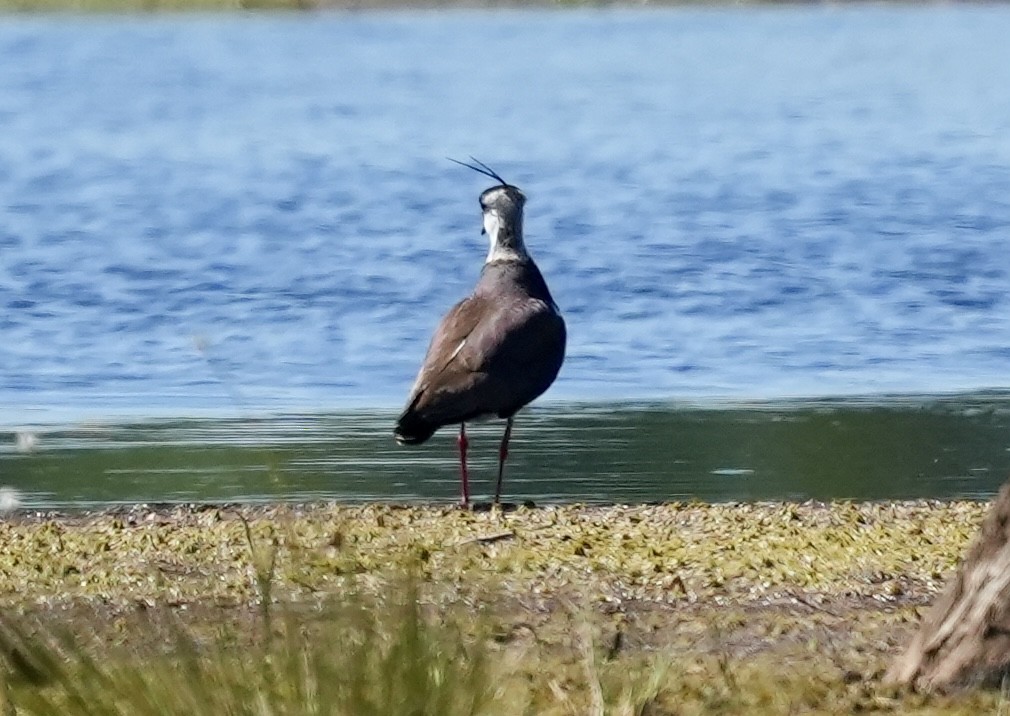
[484,212,529,264]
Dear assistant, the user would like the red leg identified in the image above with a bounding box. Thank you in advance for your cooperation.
[457,423,470,508]
[493,417,514,504]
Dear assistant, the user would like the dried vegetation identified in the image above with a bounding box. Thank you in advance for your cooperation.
[0,500,1005,714]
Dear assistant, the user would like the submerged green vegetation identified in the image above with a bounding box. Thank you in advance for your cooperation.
[0,500,1004,714]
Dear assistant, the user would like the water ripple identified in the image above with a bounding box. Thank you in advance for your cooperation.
[1,9,1010,423]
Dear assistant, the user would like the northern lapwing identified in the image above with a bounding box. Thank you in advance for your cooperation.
[394,158,566,508]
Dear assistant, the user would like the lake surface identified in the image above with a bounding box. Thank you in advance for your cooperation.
[1,7,1010,505]
[5,395,1010,508]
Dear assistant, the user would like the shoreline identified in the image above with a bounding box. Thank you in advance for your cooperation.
[1,499,983,609]
[1,499,998,713]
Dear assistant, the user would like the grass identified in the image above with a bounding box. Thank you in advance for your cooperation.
[0,500,1005,714]
[0,590,1007,715]
[0,587,500,715]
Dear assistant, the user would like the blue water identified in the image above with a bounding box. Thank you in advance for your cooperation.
[2,7,1010,507]
[2,8,1010,423]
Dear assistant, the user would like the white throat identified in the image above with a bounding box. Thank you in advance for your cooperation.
[483,210,529,264]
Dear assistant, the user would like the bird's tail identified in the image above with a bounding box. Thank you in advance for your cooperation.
[394,404,437,445]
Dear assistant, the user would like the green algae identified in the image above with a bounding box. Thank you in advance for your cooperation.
[0,501,1001,714]
[0,501,983,609]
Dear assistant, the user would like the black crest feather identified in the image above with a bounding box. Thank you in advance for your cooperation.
[447,156,509,186]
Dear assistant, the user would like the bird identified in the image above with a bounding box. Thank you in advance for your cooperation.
[394,158,566,508]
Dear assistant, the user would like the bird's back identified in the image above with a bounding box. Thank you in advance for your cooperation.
[394,258,565,445]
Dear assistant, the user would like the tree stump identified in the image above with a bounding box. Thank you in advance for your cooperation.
[887,481,1010,691]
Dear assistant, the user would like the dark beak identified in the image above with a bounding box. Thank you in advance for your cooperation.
[481,226,486,235]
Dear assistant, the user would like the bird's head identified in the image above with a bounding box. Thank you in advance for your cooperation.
[449,157,529,264]
[478,184,526,239]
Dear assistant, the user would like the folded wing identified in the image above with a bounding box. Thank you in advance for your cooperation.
[394,295,565,445]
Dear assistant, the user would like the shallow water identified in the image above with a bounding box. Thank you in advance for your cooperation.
[2,8,1010,505]
[3,393,1010,508]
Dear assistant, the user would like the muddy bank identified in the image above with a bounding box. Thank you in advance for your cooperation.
[0,500,996,714]
[0,500,983,610]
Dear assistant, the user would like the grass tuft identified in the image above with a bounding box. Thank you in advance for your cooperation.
[0,502,1007,714]
[0,587,502,716]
